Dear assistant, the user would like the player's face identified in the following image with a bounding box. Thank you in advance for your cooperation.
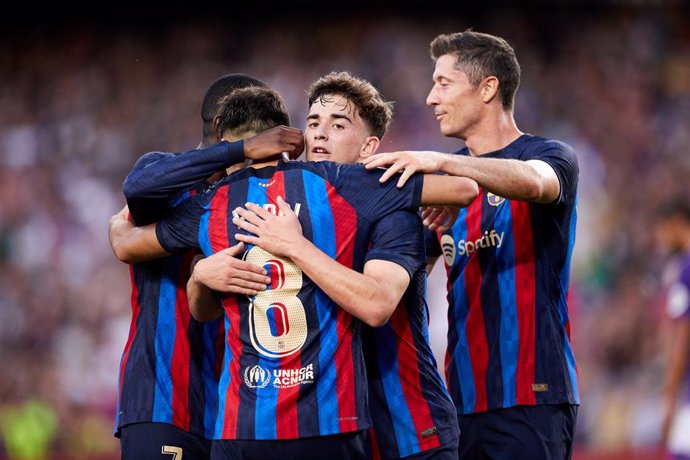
[305,95,374,164]
[426,54,483,140]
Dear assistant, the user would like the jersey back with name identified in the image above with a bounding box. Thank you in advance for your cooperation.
[116,185,224,439]
[426,134,580,414]
[156,161,423,440]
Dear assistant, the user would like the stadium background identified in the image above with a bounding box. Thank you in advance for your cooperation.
[1,1,688,458]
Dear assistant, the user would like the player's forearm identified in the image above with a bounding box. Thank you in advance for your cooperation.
[438,154,545,202]
[663,321,690,406]
[187,274,223,322]
[287,241,399,327]
[421,175,479,207]
[109,218,170,264]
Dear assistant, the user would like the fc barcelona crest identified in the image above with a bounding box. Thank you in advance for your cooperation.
[487,193,505,206]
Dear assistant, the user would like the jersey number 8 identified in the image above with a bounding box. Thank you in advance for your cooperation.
[244,246,308,358]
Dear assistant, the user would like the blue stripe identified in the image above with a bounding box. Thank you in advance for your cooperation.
[560,199,579,403]
[247,179,278,439]
[199,202,212,256]
[303,170,339,434]
[201,320,219,438]
[449,213,476,412]
[153,270,177,422]
[171,190,191,208]
[215,314,233,438]
[493,203,518,407]
[375,329,419,457]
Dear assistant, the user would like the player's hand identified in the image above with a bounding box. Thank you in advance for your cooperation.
[243,125,305,161]
[362,151,445,188]
[233,196,304,258]
[192,243,271,295]
[421,206,459,232]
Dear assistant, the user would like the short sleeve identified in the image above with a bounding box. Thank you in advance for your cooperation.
[155,192,206,254]
[365,211,425,279]
[424,227,442,260]
[526,140,578,207]
[329,163,424,220]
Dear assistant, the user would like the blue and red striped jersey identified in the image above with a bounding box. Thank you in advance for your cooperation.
[364,211,459,459]
[156,160,424,440]
[116,144,244,438]
[425,134,580,414]
[664,252,690,405]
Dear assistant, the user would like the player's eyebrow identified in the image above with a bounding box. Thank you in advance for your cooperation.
[307,113,353,124]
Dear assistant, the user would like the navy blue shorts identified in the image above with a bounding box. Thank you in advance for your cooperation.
[402,440,459,459]
[211,430,371,459]
[120,422,211,460]
[457,404,578,460]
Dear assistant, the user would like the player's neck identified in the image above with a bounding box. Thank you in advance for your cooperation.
[464,110,522,156]
[248,157,281,169]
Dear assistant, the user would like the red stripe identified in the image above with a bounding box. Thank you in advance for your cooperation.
[221,295,241,437]
[265,173,300,439]
[119,267,140,400]
[369,427,382,460]
[326,183,358,432]
[170,250,195,429]
[510,200,537,405]
[209,186,229,252]
[464,190,489,412]
[390,305,441,450]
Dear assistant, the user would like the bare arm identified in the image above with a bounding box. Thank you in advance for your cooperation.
[108,206,171,264]
[233,197,409,327]
[661,318,690,444]
[420,174,479,207]
[187,254,224,322]
[186,243,272,321]
[426,256,439,276]
[365,151,560,204]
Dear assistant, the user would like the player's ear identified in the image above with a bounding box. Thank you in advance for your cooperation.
[481,76,499,104]
[213,116,223,140]
[359,136,381,160]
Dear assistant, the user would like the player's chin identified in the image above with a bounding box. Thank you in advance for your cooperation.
[307,153,331,162]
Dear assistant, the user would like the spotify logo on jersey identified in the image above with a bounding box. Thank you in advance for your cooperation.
[441,235,456,266]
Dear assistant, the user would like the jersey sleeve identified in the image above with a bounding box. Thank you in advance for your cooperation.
[124,141,245,225]
[667,260,690,321]
[423,226,442,260]
[365,210,425,279]
[154,191,207,254]
[327,163,424,220]
[525,140,579,207]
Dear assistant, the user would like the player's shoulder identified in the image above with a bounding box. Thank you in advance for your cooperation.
[131,150,175,171]
[523,134,574,154]
[285,160,366,179]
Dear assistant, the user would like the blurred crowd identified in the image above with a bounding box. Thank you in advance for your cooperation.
[1,4,688,459]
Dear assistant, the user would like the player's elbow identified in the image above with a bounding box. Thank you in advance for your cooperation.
[190,304,222,322]
[363,298,397,327]
[522,177,544,202]
[454,178,480,206]
[111,238,136,264]
[122,174,149,201]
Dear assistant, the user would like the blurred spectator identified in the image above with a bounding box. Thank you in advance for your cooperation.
[0,4,688,458]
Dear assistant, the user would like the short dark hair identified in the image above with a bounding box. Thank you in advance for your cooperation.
[307,71,394,139]
[656,195,690,222]
[201,74,267,139]
[217,86,290,139]
[430,30,521,110]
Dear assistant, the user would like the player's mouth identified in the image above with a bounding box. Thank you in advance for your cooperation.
[310,147,331,156]
[434,111,446,121]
